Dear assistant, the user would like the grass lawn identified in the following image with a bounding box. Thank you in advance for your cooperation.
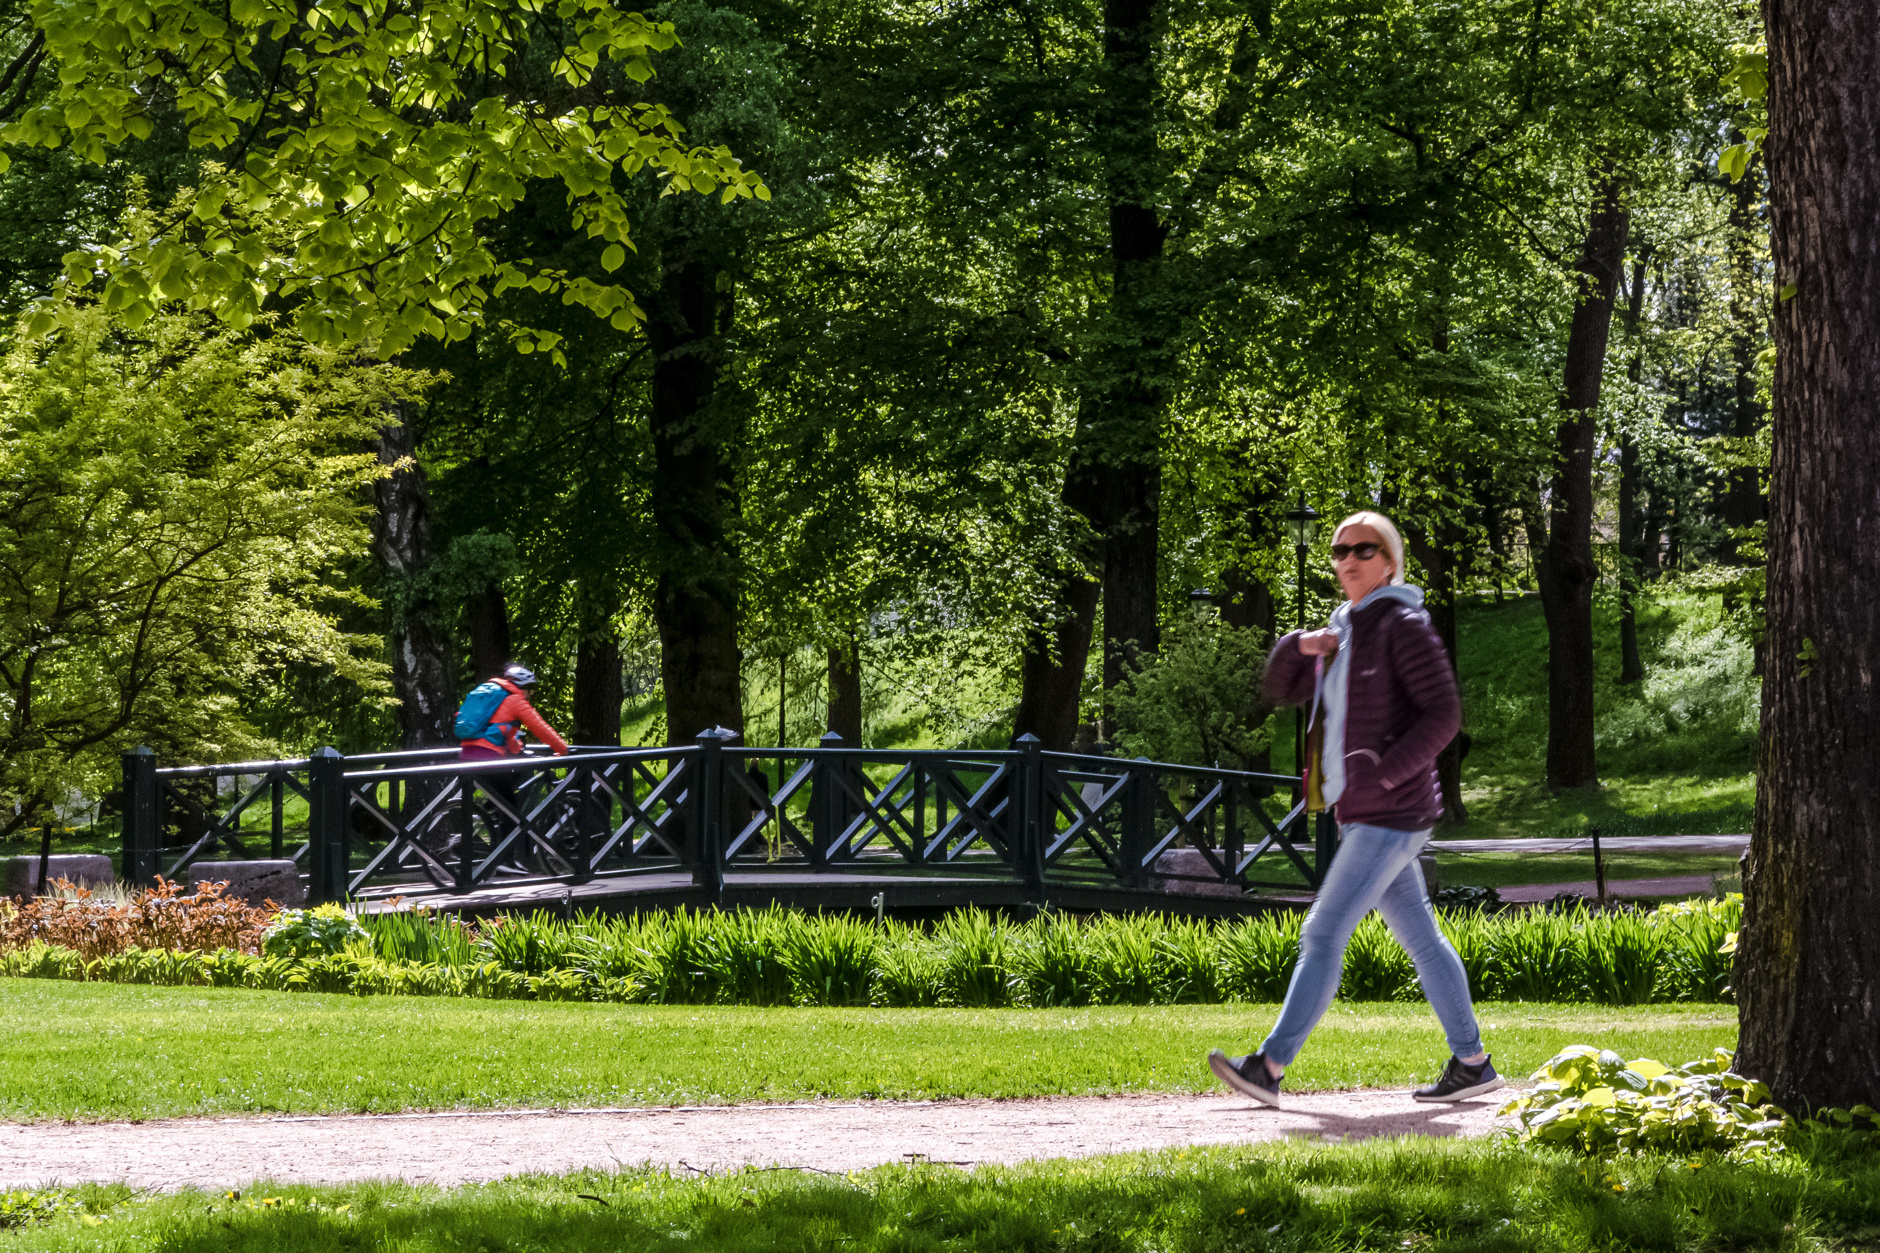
[0,980,1735,1123]
[1454,594,1758,840]
[3,1135,1876,1253]
[1432,851,1742,891]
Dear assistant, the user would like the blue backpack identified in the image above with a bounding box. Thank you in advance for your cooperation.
[453,681,509,742]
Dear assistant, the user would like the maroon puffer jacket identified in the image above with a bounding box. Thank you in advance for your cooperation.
[1263,597,1461,830]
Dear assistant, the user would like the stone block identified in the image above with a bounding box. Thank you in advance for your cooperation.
[1151,847,1248,899]
[1418,851,1439,896]
[3,853,115,897]
[188,860,305,908]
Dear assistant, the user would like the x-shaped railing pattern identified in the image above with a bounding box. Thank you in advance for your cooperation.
[131,735,1319,903]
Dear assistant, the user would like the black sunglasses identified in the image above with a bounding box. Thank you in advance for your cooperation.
[1330,542,1383,561]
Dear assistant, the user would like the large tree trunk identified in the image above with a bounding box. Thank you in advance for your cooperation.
[372,405,457,749]
[1618,255,1649,684]
[1536,177,1628,791]
[650,258,744,745]
[465,583,511,684]
[1736,0,1880,1111]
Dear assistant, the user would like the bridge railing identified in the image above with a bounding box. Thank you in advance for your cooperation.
[120,730,1332,905]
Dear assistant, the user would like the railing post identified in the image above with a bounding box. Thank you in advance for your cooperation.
[1121,756,1154,887]
[121,746,159,887]
[571,763,596,885]
[808,731,842,866]
[307,746,349,905]
[693,728,736,904]
[1313,809,1339,886]
[1014,734,1044,898]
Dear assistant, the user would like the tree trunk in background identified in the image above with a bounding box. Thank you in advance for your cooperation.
[1404,496,1470,823]
[1219,463,1276,774]
[1536,177,1627,791]
[827,636,863,746]
[1618,255,1648,684]
[1013,550,1101,751]
[1723,147,1768,561]
[572,581,623,746]
[1089,0,1172,712]
[1736,0,1880,1111]
[650,258,744,745]
[372,404,457,749]
[466,583,511,683]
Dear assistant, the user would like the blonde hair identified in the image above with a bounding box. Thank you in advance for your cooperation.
[1333,511,1406,585]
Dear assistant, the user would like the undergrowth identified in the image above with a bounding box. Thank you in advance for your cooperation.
[1,899,1740,1008]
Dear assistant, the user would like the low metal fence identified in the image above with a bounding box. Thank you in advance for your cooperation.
[120,731,1334,905]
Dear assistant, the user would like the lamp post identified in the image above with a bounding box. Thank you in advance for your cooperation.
[1188,587,1214,620]
[1283,494,1320,775]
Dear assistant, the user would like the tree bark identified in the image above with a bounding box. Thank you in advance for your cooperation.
[1536,177,1628,791]
[650,258,744,745]
[827,635,863,746]
[1618,255,1648,684]
[371,404,457,749]
[1735,0,1880,1111]
[465,583,511,684]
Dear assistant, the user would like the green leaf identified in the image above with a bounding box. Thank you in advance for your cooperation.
[600,243,626,272]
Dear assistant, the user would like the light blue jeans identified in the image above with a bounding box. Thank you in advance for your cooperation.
[1259,821,1484,1066]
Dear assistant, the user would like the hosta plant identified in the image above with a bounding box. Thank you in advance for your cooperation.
[1501,1045,1792,1157]
[261,904,367,959]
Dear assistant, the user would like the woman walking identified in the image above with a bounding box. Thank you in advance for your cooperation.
[1208,511,1503,1106]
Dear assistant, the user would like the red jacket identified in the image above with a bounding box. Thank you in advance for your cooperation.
[1263,597,1460,829]
[459,678,569,756]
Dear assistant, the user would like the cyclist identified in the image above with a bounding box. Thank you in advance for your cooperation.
[449,664,569,873]
[457,664,570,763]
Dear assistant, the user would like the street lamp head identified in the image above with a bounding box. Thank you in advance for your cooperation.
[1284,493,1320,548]
[1188,587,1214,619]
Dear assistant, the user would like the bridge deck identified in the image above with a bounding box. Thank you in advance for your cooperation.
[352,869,1309,919]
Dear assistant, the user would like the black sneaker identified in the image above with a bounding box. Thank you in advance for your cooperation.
[1412,1054,1506,1102]
[1208,1049,1284,1107]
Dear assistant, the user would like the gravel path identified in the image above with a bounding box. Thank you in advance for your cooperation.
[0,1092,1512,1189]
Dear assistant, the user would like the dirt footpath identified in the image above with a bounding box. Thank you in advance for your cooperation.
[0,1091,1511,1189]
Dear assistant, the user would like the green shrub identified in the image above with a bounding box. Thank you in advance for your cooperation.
[1216,911,1300,1001]
[1581,911,1666,1006]
[1085,915,1162,1005]
[1338,914,1416,1001]
[933,908,1011,1007]
[870,922,946,1007]
[360,908,477,966]
[1654,897,1740,1001]
[262,905,367,959]
[784,912,877,1006]
[474,911,586,975]
[1153,915,1219,1003]
[1,896,1749,1011]
[1009,912,1094,1007]
[1489,907,1584,1001]
[1501,1045,1793,1157]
